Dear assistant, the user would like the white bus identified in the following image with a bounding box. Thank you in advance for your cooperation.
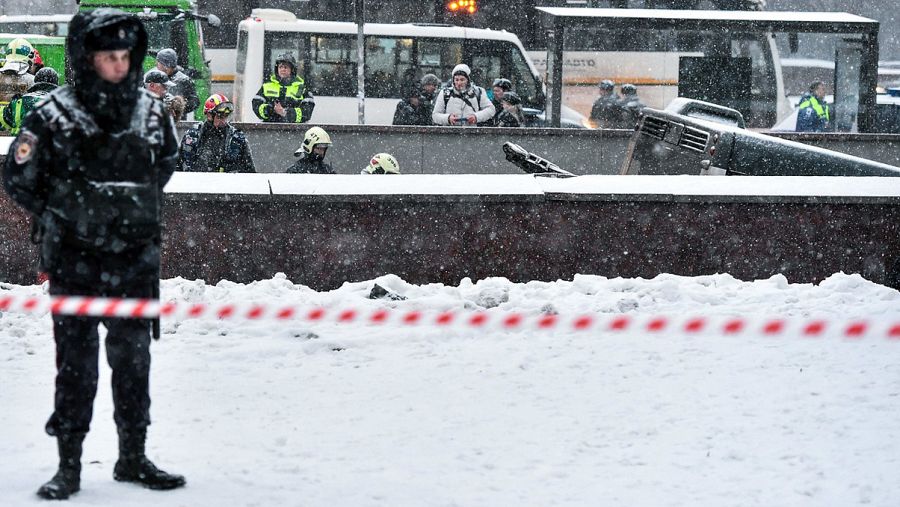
[233,9,589,126]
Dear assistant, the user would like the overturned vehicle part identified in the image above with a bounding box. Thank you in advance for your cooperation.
[621,101,900,177]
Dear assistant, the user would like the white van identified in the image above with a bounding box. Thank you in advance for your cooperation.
[233,9,588,126]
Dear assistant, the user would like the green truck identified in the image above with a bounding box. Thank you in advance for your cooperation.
[77,0,220,120]
[0,0,220,120]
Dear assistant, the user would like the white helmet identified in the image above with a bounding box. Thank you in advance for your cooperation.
[296,126,332,156]
[364,153,400,174]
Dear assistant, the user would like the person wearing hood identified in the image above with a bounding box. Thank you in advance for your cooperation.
[431,63,497,126]
[2,9,184,500]
[0,38,36,106]
[1,67,59,134]
[252,53,315,123]
[177,93,256,173]
[431,63,495,126]
[155,47,198,118]
[285,126,335,173]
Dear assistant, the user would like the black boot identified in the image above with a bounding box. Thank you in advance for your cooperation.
[37,433,85,500]
[113,428,186,490]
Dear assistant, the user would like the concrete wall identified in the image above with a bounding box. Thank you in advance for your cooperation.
[1,174,898,289]
[198,124,633,175]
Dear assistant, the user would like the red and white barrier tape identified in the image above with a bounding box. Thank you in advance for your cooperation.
[1,293,899,339]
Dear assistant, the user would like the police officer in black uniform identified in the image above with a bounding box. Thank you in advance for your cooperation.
[2,9,185,500]
[177,93,256,173]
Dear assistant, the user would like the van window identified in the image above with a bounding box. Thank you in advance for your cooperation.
[465,39,539,107]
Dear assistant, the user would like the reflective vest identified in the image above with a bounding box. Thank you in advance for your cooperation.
[797,96,830,121]
[256,75,307,123]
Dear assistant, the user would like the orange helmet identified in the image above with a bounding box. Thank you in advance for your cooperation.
[204,93,233,115]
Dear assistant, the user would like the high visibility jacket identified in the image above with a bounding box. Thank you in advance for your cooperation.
[2,82,56,134]
[251,74,314,123]
[796,94,831,132]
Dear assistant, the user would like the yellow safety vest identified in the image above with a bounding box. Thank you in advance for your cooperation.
[797,96,830,121]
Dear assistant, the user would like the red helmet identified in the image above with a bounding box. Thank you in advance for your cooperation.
[204,93,233,115]
[32,48,43,66]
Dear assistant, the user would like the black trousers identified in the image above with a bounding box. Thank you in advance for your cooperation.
[45,280,153,437]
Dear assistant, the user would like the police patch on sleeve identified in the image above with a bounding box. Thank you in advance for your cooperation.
[13,130,37,165]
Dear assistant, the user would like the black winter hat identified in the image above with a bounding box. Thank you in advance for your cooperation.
[34,67,59,86]
[84,20,140,52]
[501,91,522,106]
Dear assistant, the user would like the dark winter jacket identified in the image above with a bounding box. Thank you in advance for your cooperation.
[285,154,335,174]
[392,97,431,126]
[2,81,58,134]
[796,92,832,132]
[494,109,523,128]
[590,93,626,128]
[620,96,645,129]
[177,121,255,173]
[165,68,199,118]
[2,9,179,288]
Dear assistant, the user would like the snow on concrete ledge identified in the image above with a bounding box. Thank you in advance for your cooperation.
[268,174,545,195]
[162,172,900,203]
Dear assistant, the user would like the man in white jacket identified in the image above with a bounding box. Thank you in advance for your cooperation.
[432,63,496,126]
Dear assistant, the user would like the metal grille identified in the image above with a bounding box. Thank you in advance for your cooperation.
[640,116,668,139]
[679,126,710,152]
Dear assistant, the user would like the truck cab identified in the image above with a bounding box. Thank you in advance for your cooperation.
[76,0,220,120]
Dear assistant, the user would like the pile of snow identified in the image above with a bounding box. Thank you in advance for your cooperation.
[2,272,899,506]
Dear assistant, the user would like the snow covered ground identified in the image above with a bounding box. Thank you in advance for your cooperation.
[2,272,899,506]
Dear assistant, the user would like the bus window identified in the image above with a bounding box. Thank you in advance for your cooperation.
[307,34,355,97]
[418,38,463,81]
[236,29,248,76]
[365,36,414,98]
[263,32,312,85]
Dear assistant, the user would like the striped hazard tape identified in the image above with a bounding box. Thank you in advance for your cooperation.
[1,293,898,339]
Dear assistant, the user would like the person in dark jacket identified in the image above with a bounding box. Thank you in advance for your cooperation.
[155,47,198,118]
[286,126,335,174]
[392,83,431,126]
[1,66,58,134]
[2,9,185,500]
[177,93,256,173]
[489,77,513,122]
[796,80,832,132]
[590,79,625,129]
[494,91,525,127]
[252,53,315,123]
[619,83,645,128]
